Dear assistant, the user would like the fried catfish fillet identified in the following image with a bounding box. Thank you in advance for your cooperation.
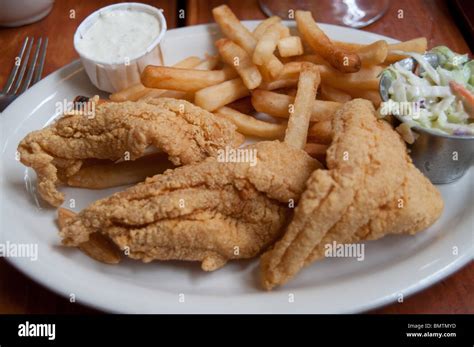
[59,141,320,271]
[18,98,243,206]
[260,99,444,290]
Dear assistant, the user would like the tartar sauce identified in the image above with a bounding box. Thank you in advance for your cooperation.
[76,10,161,63]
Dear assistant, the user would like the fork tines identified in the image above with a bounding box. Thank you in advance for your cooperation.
[2,37,48,95]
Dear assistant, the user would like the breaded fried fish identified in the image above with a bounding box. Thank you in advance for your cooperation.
[59,141,319,270]
[58,63,323,270]
[18,98,243,206]
[260,99,443,290]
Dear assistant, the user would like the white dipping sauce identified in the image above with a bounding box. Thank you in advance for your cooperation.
[76,10,161,63]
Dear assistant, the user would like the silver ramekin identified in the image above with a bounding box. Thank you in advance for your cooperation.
[380,54,474,184]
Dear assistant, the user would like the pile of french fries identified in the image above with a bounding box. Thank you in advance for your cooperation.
[111,4,428,159]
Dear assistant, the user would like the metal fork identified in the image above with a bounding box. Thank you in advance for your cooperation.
[0,37,48,112]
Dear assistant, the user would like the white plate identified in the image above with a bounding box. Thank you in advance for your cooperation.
[1,22,473,314]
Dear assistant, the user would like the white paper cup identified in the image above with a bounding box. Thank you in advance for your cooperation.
[0,0,54,27]
[73,3,167,93]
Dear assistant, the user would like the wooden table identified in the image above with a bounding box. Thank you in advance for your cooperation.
[0,0,472,314]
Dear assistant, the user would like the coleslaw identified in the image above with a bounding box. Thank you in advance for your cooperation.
[383,46,474,136]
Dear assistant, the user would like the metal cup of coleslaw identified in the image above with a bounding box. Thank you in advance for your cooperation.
[380,53,474,184]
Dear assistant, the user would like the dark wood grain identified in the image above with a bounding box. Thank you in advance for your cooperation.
[186,0,267,24]
[0,0,472,314]
[0,0,177,88]
[1,257,471,314]
[365,0,471,53]
[186,0,471,53]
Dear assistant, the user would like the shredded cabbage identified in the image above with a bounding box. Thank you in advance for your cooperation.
[384,46,474,135]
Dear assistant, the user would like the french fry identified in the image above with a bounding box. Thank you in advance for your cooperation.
[253,16,282,39]
[216,38,262,89]
[194,55,220,70]
[284,54,331,67]
[284,54,330,66]
[284,55,383,80]
[335,40,398,51]
[278,62,305,79]
[195,78,250,111]
[227,96,255,114]
[347,89,382,107]
[396,122,417,144]
[212,5,284,80]
[296,47,385,69]
[385,37,428,63]
[304,143,328,162]
[332,40,364,52]
[258,59,285,81]
[109,83,149,102]
[252,89,340,122]
[57,208,122,265]
[214,106,286,139]
[276,61,381,92]
[170,56,204,68]
[137,88,182,101]
[279,25,291,38]
[388,37,427,52]
[318,64,382,91]
[350,64,383,79]
[358,40,388,66]
[308,120,332,144]
[335,38,428,63]
[284,63,321,149]
[253,22,286,80]
[149,90,193,101]
[253,23,283,65]
[265,55,285,79]
[66,153,174,189]
[259,78,298,90]
[212,5,257,54]
[277,36,304,57]
[258,62,273,81]
[333,38,427,61]
[295,11,361,73]
[110,56,202,101]
[141,65,238,92]
[320,84,352,103]
[138,55,219,102]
